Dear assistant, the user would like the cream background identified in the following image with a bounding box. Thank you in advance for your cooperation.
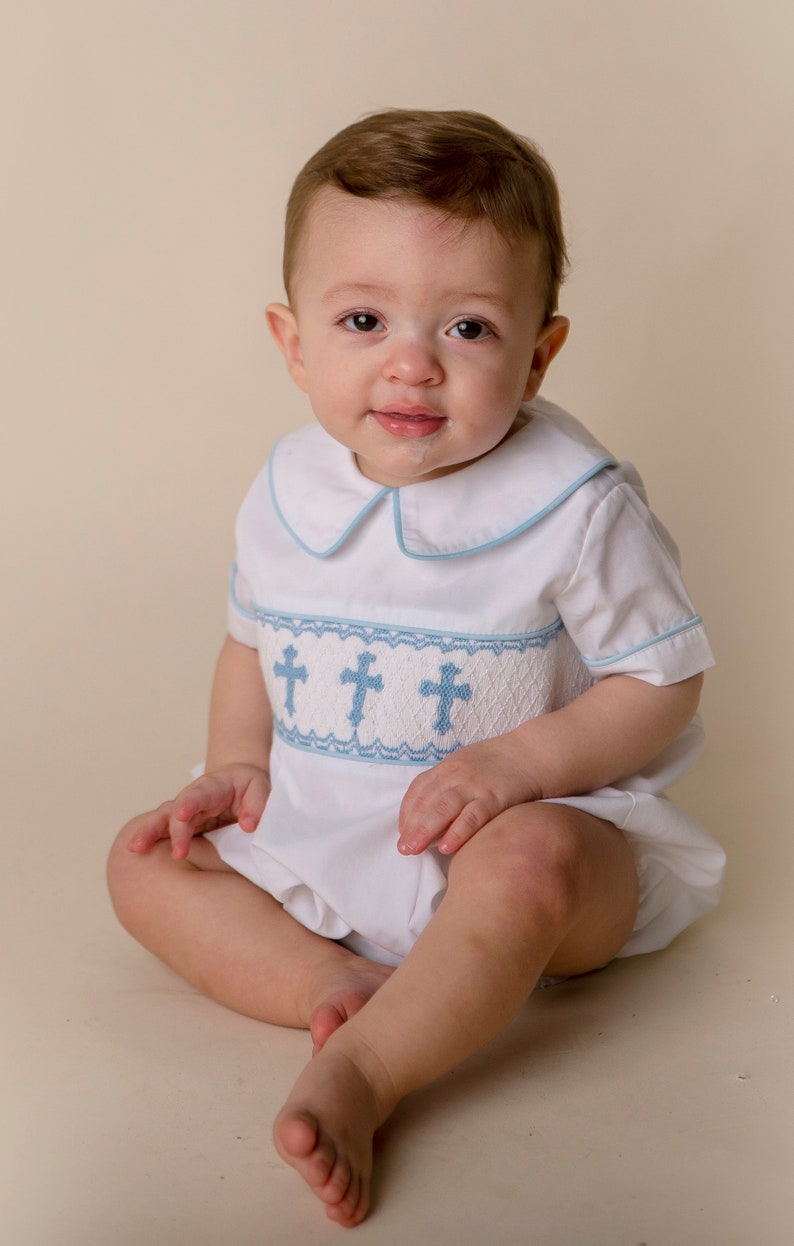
[3,3,792,1243]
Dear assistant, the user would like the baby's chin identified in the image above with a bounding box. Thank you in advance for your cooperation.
[354,453,484,489]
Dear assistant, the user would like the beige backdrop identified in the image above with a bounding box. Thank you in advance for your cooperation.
[3,3,792,1243]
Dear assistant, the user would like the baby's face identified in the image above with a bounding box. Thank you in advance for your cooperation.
[267,188,568,488]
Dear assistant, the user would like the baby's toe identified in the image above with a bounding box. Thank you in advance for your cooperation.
[326,1171,368,1227]
[310,1001,347,1052]
[317,1148,355,1205]
[274,1109,331,1179]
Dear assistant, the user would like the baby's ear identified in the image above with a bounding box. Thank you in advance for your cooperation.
[266,303,308,393]
[522,315,569,401]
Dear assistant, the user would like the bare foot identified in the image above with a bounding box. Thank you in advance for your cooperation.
[273,1037,397,1227]
[308,959,394,1053]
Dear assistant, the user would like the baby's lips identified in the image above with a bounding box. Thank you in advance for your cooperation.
[370,409,446,439]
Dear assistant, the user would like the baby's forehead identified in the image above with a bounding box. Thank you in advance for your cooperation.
[305,184,501,240]
[303,186,463,239]
[298,187,534,273]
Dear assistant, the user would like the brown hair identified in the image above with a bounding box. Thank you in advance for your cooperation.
[283,109,568,324]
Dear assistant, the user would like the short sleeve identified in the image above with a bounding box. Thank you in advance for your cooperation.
[227,562,259,648]
[555,477,714,685]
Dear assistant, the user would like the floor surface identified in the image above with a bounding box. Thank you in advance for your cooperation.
[4,749,792,1245]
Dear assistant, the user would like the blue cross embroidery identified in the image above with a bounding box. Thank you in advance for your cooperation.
[419,662,472,734]
[273,644,308,715]
[340,651,384,728]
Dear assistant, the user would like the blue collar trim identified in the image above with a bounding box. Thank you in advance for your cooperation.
[267,399,617,560]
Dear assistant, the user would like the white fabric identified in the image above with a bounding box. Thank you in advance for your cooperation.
[207,397,725,965]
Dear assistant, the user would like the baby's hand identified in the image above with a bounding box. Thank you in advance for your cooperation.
[125,763,271,861]
[397,735,542,856]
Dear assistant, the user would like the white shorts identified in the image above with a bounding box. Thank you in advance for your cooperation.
[205,724,725,968]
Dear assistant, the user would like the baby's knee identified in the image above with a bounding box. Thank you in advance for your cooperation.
[107,824,136,919]
[449,805,590,923]
[106,819,165,932]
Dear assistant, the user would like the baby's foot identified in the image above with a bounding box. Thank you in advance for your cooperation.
[273,1038,396,1227]
[309,959,394,1053]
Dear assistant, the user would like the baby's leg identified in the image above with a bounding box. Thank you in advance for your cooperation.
[107,818,392,1041]
[273,803,639,1226]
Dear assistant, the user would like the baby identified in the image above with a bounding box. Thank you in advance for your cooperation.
[108,109,726,1227]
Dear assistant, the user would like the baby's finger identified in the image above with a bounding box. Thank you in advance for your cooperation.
[397,784,467,855]
[170,775,231,826]
[168,815,198,861]
[125,804,173,854]
[436,798,495,855]
[167,783,224,859]
[237,774,271,833]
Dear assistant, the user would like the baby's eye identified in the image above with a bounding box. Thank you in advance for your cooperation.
[449,319,492,341]
[341,312,384,333]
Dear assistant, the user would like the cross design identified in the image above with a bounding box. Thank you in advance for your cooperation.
[273,644,308,715]
[340,650,384,728]
[419,662,472,734]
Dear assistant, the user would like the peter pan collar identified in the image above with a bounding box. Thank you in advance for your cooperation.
[268,397,617,560]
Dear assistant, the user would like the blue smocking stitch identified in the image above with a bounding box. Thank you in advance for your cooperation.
[273,645,308,715]
[419,663,472,734]
[273,720,462,765]
[240,599,564,657]
[229,566,565,653]
[340,650,384,727]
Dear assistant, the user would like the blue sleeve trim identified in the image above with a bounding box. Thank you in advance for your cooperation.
[229,562,257,619]
[582,616,704,668]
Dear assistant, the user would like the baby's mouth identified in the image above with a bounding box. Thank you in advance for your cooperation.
[369,407,447,439]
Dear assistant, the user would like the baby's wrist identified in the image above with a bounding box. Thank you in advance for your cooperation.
[506,720,569,801]
[204,757,270,780]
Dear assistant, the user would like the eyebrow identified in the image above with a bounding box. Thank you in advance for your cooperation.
[320,283,514,312]
[319,283,396,306]
[455,291,514,313]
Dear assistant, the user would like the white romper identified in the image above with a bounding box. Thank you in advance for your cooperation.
[207,398,726,967]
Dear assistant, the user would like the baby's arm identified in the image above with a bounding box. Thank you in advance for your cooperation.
[397,672,703,856]
[127,636,272,860]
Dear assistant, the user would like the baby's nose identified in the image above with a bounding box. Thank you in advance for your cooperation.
[383,336,443,386]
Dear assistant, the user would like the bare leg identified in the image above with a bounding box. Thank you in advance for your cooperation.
[273,804,640,1226]
[107,819,393,1045]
